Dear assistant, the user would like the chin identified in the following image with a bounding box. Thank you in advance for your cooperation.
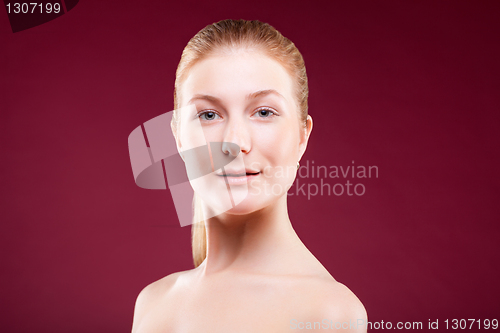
[197,178,291,218]
[224,193,282,216]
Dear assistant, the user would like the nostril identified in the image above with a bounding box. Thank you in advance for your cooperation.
[221,142,241,156]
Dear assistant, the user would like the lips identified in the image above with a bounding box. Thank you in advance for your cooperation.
[216,169,260,185]
[216,169,260,177]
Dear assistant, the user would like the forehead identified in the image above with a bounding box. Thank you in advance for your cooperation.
[179,50,295,107]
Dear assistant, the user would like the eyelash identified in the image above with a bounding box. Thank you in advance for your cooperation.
[197,107,278,121]
[197,110,221,121]
[254,107,278,118]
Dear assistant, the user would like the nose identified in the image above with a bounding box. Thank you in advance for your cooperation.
[222,141,241,156]
[222,117,251,156]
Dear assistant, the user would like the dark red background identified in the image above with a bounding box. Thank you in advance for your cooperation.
[1,1,499,332]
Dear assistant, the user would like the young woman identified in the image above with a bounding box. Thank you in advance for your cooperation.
[132,19,367,332]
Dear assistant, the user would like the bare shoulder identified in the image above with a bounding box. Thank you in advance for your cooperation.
[131,271,188,332]
[314,279,367,331]
[135,272,182,303]
[289,276,367,332]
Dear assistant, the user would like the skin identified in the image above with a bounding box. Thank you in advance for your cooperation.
[132,48,367,333]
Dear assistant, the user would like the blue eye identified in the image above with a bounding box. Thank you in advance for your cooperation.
[199,111,220,121]
[255,108,276,118]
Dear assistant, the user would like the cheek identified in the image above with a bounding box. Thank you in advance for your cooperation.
[255,122,300,166]
[179,121,207,149]
[252,122,300,195]
[198,124,222,143]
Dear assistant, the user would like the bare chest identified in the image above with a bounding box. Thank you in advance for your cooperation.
[136,278,311,333]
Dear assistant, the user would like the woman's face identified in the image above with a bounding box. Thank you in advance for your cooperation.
[176,48,312,216]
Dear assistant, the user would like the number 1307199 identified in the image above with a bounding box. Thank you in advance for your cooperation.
[5,3,61,14]
[444,319,498,330]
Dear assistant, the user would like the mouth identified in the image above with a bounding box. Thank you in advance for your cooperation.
[217,170,260,185]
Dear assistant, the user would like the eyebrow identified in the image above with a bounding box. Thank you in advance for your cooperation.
[187,89,285,104]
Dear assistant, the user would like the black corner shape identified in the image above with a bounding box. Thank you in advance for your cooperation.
[3,0,79,33]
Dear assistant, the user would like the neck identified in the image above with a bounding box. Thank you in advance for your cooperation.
[199,195,305,275]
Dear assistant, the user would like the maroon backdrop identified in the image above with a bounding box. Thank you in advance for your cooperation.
[1,1,499,332]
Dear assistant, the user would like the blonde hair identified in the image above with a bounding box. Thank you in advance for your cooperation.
[172,19,309,267]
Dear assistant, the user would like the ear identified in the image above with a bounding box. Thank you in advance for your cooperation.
[298,115,313,162]
[171,119,185,162]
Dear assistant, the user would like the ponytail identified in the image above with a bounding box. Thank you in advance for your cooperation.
[191,193,207,267]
